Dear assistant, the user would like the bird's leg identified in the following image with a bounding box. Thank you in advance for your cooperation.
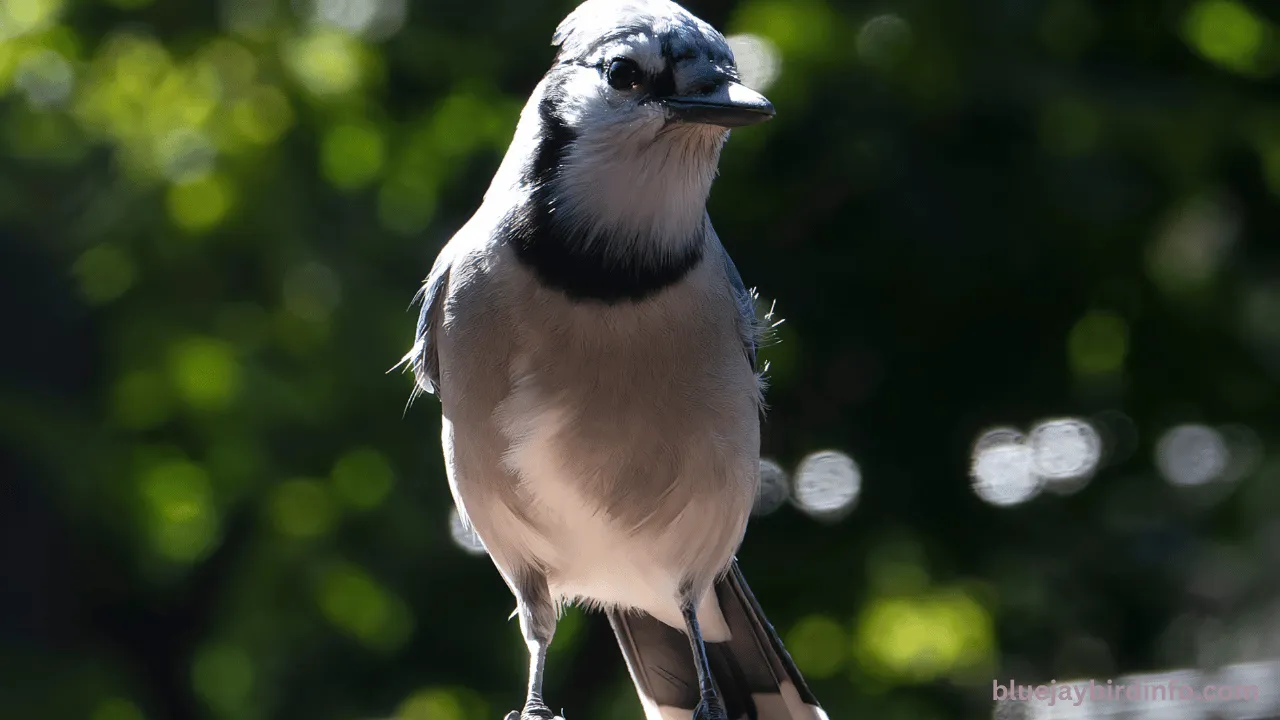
[681,597,728,720]
[519,635,553,720]
[503,571,560,720]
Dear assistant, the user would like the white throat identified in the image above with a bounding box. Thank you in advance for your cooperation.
[553,123,726,256]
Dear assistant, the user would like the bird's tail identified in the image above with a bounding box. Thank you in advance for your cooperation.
[607,560,827,720]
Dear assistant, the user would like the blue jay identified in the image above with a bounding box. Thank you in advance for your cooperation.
[403,1,825,718]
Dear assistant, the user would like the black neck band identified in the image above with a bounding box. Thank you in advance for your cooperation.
[504,90,704,304]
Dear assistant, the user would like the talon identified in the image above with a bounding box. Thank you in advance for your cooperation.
[692,699,729,720]
[517,703,556,720]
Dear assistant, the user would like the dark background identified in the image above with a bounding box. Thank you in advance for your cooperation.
[2,0,1279,718]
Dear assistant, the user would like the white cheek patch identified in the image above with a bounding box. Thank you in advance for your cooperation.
[556,70,609,127]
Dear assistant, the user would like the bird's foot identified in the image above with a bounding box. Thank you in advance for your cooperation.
[692,698,729,720]
[503,701,560,720]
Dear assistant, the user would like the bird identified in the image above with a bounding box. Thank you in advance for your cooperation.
[400,0,826,718]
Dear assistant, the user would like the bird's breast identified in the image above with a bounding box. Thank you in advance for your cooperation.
[491,319,759,615]
[494,257,760,534]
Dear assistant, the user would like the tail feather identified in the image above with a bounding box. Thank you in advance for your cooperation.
[608,560,826,720]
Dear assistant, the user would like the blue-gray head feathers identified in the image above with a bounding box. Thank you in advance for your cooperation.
[552,0,737,75]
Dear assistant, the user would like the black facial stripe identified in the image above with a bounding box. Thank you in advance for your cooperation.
[506,76,704,304]
[529,82,577,187]
[651,64,676,98]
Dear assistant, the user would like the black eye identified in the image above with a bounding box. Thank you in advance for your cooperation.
[605,58,643,90]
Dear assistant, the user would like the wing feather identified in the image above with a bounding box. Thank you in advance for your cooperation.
[398,247,454,400]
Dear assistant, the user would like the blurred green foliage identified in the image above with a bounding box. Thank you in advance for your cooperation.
[2,0,1279,719]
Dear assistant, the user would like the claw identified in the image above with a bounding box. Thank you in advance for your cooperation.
[504,708,560,720]
[692,699,729,720]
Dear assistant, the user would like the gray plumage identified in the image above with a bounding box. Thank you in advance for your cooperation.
[401,0,825,718]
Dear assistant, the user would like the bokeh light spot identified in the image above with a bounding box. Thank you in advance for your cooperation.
[15,49,73,108]
[855,589,994,683]
[448,506,486,556]
[0,0,65,39]
[318,563,414,650]
[1182,0,1270,76]
[970,428,1040,507]
[141,459,219,562]
[321,121,386,190]
[331,447,395,510]
[727,33,781,92]
[199,39,256,84]
[169,336,241,411]
[270,479,337,538]
[1029,418,1102,487]
[192,642,254,712]
[793,450,861,520]
[1156,424,1230,487]
[157,127,217,183]
[311,0,377,34]
[1068,311,1128,376]
[732,0,835,62]
[786,615,847,679]
[856,14,912,70]
[73,244,135,304]
[1147,194,1240,297]
[166,173,235,232]
[284,30,363,97]
[310,0,408,40]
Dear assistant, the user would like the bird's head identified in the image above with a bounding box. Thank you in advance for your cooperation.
[548,0,774,137]
[490,0,774,254]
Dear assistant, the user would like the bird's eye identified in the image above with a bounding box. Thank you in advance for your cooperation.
[605,58,643,90]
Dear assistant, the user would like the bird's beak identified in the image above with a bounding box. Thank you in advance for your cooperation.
[664,81,775,128]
